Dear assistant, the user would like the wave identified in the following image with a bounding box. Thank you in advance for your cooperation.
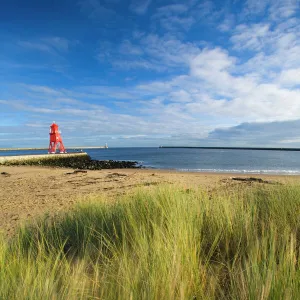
[175,168,300,175]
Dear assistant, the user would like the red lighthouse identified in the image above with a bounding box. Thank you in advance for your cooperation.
[48,122,66,154]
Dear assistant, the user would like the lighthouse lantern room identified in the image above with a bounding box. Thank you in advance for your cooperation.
[48,122,66,154]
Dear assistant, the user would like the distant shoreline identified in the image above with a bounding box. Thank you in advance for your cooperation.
[159,146,300,151]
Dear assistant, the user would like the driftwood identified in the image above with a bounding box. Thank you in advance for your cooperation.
[106,173,127,178]
[230,177,278,184]
[65,170,88,175]
[1,172,11,177]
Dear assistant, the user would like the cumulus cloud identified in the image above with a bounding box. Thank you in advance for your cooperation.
[131,36,300,125]
[278,68,300,87]
[208,119,300,146]
[190,48,235,75]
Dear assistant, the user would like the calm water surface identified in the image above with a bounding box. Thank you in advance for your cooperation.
[2,147,300,175]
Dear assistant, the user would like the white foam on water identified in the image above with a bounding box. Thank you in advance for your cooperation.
[176,168,300,175]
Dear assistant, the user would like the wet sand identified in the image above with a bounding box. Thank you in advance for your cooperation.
[1,166,299,236]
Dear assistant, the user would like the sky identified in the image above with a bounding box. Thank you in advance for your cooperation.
[1,0,300,148]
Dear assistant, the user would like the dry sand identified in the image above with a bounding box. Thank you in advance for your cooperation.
[1,166,300,237]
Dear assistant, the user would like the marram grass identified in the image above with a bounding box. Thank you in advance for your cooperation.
[1,184,300,299]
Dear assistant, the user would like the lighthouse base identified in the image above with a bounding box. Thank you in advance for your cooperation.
[48,140,66,154]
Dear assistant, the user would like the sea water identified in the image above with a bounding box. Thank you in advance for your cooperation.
[2,147,300,175]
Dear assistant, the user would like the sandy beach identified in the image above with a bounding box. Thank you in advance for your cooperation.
[1,165,300,236]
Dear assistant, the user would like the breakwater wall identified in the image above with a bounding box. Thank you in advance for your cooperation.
[159,146,300,151]
[0,153,139,169]
[0,153,89,165]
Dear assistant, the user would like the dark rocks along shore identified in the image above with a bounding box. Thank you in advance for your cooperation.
[3,155,141,170]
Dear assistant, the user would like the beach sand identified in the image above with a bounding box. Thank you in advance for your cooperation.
[1,166,299,236]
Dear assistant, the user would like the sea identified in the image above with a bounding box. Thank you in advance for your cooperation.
[2,147,300,175]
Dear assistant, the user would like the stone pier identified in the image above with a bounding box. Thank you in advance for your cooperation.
[0,153,88,164]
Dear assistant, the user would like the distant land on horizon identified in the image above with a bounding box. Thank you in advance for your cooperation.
[159,146,300,151]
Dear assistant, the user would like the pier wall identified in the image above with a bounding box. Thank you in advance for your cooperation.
[0,153,88,164]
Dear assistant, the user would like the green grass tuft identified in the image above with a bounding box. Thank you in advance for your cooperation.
[1,184,300,299]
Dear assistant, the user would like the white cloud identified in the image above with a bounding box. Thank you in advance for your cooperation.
[133,40,300,125]
[112,59,165,72]
[231,23,270,51]
[152,3,195,32]
[119,40,143,55]
[229,18,300,89]
[218,15,235,32]
[151,0,222,35]
[156,4,189,14]
[18,41,55,54]
[97,34,201,71]
[24,84,64,96]
[268,0,300,20]
[190,48,235,74]
[42,37,70,52]
[19,37,70,54]
[244,0,270,15]
[78,0,116,19]
[140,34,200,67]
[278,68,300,87]
[129,0,152,14]
[244,0,300,20]
[196,0,215,19]
[208,119,300,147]
[169,90,192,103]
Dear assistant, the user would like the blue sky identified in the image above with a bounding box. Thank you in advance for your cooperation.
[1,0,300,147]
